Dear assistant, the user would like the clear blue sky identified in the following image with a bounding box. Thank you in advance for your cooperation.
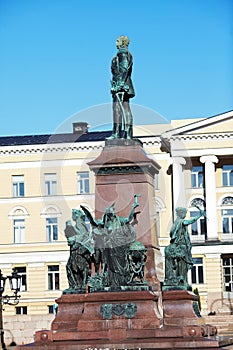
[0,0,232,136]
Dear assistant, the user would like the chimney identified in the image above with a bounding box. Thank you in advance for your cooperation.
[72,122,89,135]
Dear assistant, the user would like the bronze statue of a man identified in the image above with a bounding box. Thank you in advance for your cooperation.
[108,35,135,140]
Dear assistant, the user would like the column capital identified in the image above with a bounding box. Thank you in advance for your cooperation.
[172,156,186,166]
[200,155,219,164]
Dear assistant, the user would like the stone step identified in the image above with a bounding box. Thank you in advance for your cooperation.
[205,315,233,335]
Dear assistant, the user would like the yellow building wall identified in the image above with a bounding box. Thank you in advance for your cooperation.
[0,116,232,323]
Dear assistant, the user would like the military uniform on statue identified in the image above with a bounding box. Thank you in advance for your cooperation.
[108,35,135,140]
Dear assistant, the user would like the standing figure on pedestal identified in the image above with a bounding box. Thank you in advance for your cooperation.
[64,209,94,293]
[108,35,135,140]
[102,202,138,287]
[92,221,106,276]
[163,206,205,291]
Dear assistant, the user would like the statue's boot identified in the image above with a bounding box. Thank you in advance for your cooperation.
[106,124,121,139]
[124,124,133,139]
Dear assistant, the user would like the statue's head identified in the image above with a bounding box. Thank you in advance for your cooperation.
[67,235,76,246]
[72,209,85,221]
[116,35,130,49]
[175,207,187,219]
[102,203,115,222]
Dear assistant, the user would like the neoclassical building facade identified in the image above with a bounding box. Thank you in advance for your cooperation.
[0,110,232,343]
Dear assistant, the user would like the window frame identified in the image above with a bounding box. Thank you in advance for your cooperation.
[46,217,58,242]
[12,175,25,197]
[191,257,204,284]
[48,265,60,291]
[222,208,233,234]
[222,165,233,187]
[77,172,90,194]
[48,305,54,314]
[14,219,25,243]
[191,166,204,188]
[44,173,57,196]
[222,256,233,295]
[15,266,27,292]
[189,210,207,237]
[15,306,27,315]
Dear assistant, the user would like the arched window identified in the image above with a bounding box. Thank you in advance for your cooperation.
[190,198,205,208]
[9,206,29,244]
[41,205,61,242]
[222,196,233,206]
[41,205,61,218]
[221,196,233,235]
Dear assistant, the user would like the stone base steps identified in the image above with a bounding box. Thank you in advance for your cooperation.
[205,314,233,335]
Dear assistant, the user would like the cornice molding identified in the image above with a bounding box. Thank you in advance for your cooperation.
[0,137,161,155]
[139,137,161,146]
[170,132,233,142]
[0,141,105,155]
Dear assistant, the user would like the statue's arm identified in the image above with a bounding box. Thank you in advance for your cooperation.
[80,205,99,227]
[118,52,130,84]
[183,210,205,225]
[128,203,139,222]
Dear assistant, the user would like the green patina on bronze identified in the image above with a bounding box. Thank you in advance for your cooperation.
[63,195,149,294]
[163,206,205,291]
[100,303,137,319]
[63,209,94,294]
[107,35,135,140]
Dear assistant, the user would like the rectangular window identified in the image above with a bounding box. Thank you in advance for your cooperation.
[191,258,204,284]
[48,305,54,314]
[191,166,203,188]
[190,211,206,236]
[191,214,198,235]
[16,306,27,315]
[222,256,233,292]
[16,266,27,292]
[77,172,90,194]
[222,165,233,187]
[48,304,58,315]
[222,209,233,234]
[48,265,60,290]
[45,174,57,195]
[46,218,58,241]
[12,175,25,197]
[14,219,25,243]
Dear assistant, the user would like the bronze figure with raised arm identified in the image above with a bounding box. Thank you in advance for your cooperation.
[163,206,205,291]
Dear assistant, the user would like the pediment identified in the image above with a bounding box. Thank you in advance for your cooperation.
[163,110,233,138]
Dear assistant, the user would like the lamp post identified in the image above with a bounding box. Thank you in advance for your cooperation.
[0,268,21,350]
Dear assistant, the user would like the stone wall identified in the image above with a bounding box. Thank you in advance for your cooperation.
[3,314,54,347]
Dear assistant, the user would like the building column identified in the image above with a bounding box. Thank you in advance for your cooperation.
[200,155,219,240]
[172,156,186,209]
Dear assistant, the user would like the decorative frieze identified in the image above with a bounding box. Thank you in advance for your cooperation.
[100,303,137,319]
